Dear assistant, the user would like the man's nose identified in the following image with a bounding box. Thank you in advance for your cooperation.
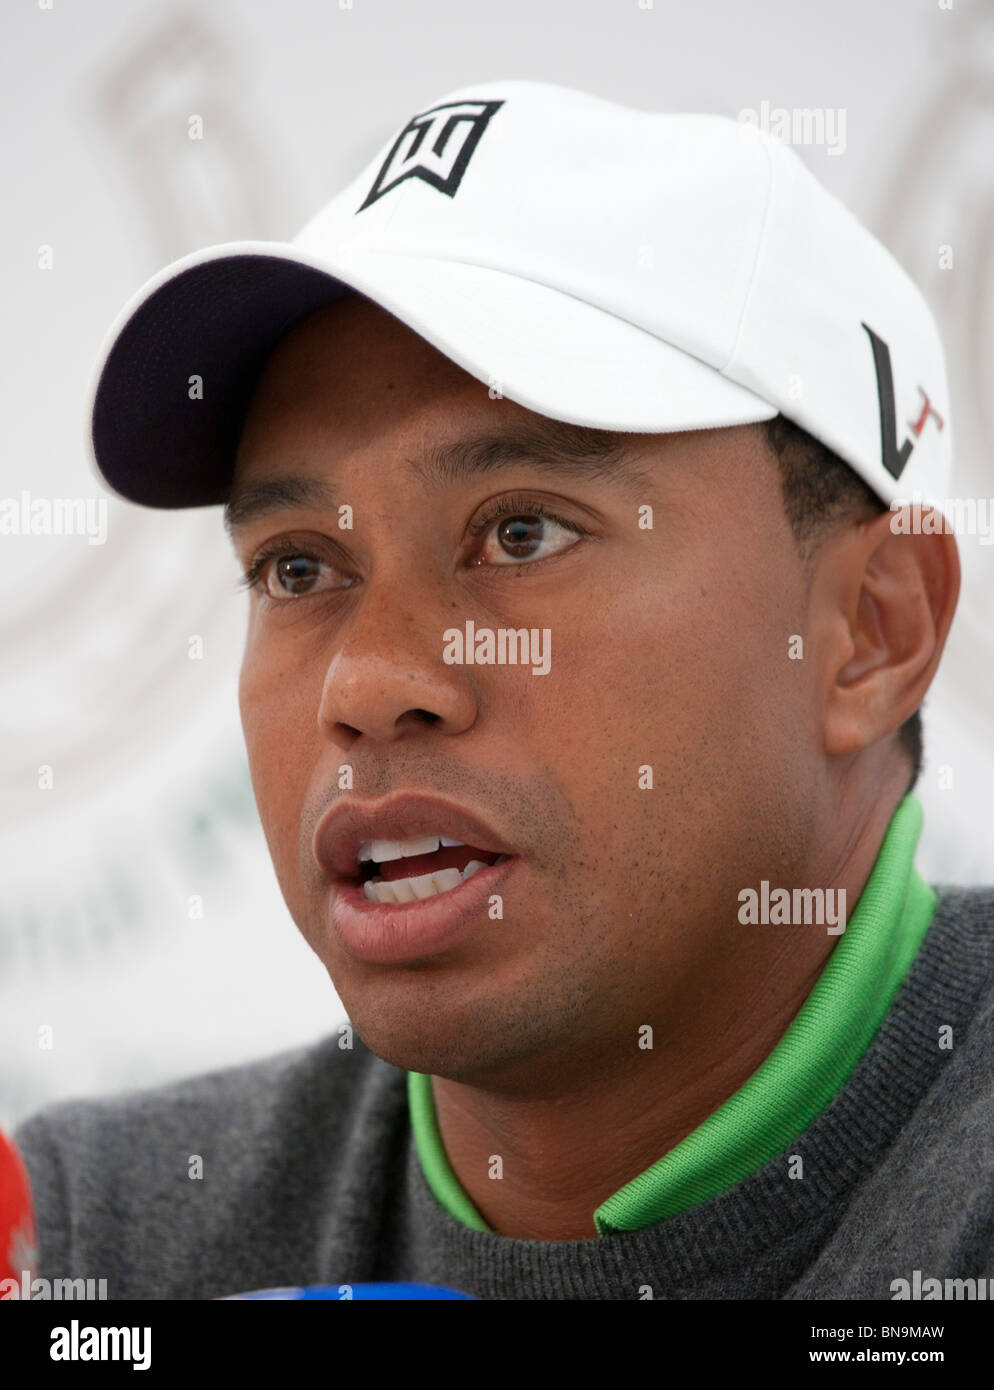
[316,583,478,744]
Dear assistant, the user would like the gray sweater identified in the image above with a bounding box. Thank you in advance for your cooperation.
[13,885,994,1300]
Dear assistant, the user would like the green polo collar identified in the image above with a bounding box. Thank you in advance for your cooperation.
[407,794,937,1235]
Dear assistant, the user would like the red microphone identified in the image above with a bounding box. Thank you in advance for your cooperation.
[0,1130,37,1299]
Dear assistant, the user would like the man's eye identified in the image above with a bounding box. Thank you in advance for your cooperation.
[251,553,348,599]
[476,512,584,566]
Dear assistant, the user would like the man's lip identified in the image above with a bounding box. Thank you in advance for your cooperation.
[312,791,517,883]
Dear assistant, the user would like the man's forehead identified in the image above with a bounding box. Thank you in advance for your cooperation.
[249,292,472,403]
[234,292,541,477]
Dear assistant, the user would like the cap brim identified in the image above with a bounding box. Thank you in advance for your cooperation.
[89,241,778,508]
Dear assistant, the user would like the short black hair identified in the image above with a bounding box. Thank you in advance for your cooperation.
[763,414,923,793]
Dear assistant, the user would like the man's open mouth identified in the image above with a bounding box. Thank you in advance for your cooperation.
[357,835,510,904]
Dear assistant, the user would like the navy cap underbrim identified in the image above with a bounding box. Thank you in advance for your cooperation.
[91,254,353,509]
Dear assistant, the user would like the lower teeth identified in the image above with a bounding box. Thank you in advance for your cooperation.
[362,856,506,904]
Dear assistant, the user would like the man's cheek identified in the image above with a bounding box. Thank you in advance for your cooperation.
[239,678,304,864]
[237,653,270,750]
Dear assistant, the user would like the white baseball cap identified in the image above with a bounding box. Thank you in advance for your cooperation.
[88,77,952,509]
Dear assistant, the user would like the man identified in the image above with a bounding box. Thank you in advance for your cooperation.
[13,79,994,1300]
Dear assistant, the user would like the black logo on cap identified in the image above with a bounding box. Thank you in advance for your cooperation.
[357,99,504,212]
[862,322,944,480]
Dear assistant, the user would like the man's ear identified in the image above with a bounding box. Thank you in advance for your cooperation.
[811,507,960,760]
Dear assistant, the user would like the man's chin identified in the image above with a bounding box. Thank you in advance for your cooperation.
[337,991,590,1095]
[337,1008,517,1082]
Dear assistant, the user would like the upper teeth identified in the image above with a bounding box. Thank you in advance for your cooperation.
[357,834,464,865]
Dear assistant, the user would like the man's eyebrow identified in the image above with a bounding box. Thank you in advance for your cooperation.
[225,420,655,533]
[224,477,339,535]
[411,420,654,494]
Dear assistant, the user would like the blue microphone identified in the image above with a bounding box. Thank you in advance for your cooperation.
[224,1282,475,1300]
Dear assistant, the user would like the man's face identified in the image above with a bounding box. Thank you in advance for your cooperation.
[232,294,820,1088]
